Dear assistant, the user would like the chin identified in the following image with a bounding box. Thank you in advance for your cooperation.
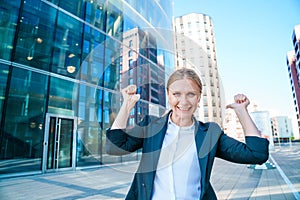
[175,110,193,117]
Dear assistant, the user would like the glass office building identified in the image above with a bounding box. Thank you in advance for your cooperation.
[0,0,174,176]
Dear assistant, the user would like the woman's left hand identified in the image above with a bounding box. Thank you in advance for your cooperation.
[226,94,250,110]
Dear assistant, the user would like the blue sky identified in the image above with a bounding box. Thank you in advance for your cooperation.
[173,0,300,133]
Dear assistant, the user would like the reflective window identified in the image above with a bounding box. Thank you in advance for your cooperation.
[123,3,137,32]
[129,59,134,67]
[128,50,133,57]
[125,0,137,9]
[48,77,78,116]
[106,1,123,38]
[85,0,106,30]
[0,1,20,60]
[0,64,9,122]
[159,0,173,20]
[1,67,48,173]
[147,1,155,24]
[81,3,106,84]
[77,118,102,167]
[45,0,59,5]
[59,1,84,19]
[101,91,141,165]
[52,12,83,78]
[77,85,107,167]
[0,0,174,174]
[137,1,147,20]
[103,38,121,90]
[14,0,56,70]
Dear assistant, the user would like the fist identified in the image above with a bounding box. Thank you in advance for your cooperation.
[226,94,250,109]
[121,85,140,112]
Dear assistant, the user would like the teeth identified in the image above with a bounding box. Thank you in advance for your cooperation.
[178,106,189,111]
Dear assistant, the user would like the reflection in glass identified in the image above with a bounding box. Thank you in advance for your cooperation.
[77,85,103,167]
[0,0,175,175]
[47,117,73,169]
[52,12,82,78]
[58,1,84,19]
[0,1,20,60]
[48,77,78,116]
[1,68,48,174]
[85,0,106,30]
[106,1,124,38]
[14,0,56,70]
[0,64,9,122]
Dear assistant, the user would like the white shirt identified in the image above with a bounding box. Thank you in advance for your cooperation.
[152,117,201,200]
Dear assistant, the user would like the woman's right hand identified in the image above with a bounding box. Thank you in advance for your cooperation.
[121,85,140,114]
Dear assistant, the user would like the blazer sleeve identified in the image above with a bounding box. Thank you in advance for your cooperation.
[105,128,143,155]
[216,133,269,165]
[105,115,153,155]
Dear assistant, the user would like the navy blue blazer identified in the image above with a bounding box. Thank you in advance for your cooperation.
[106,113,269,200]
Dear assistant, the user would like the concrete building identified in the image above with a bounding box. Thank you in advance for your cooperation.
[223,102,255,141]
[223,109,244,142]
[173,13,224,125]
[286,24,300,138]
[0,0,174,177]
[271,116,293,143]
[224,108,275,150]
[250,111,275,149]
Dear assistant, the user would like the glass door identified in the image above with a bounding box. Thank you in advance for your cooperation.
[42,114,77,173]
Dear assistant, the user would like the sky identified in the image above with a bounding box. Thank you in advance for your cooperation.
[173,0,300,135]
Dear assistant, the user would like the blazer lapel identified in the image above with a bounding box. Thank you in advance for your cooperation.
[137,113,168,175]
[194,121,209,191]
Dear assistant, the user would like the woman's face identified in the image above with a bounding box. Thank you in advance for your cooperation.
[167,78,201,126]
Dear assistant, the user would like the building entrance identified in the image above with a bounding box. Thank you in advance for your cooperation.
[42,114,77,173]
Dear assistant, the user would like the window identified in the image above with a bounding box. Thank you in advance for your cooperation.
[129,59,134,67]
[128,50,133,57]
[128,78,134,85]
[2,67,48,173]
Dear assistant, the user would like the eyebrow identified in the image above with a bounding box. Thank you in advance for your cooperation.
[169,89,200,93]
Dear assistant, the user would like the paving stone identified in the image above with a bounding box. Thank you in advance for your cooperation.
[0,143,299,200]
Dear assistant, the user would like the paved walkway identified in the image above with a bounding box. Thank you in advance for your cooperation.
[1,143,300,200]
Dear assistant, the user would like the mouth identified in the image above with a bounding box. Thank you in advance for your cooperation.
[177,106,190,111]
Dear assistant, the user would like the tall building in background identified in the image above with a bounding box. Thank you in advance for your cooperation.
[250,111,274,149]
[0,0,174,177]
[223,109,244,142]
[174,13,224,125]
[121,28,166,123]
[287,24,300,138]
[271,116,293,143]
[224,104,275,150]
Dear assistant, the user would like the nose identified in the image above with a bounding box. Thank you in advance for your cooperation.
[179,95,189,104]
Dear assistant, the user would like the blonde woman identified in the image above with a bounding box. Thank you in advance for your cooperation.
[106,68,269,200]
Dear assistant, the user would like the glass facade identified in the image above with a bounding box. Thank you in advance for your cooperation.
[0,0,174,176]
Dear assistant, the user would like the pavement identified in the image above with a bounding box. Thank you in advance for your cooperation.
[0,143,300,200]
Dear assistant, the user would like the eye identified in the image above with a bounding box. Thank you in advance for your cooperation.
[188,92,196,97]
[173,92,181,97]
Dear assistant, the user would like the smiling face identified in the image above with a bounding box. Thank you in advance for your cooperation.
[167,78,201,127]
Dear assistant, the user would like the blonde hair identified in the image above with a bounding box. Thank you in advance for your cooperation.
[167,68,202,93]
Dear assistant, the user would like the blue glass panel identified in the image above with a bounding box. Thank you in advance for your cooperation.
[0,0,21,60]
[1,67,48,173]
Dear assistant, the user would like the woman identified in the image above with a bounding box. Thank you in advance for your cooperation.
[106,68,269,200]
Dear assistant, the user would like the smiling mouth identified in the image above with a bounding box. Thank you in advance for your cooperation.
[177,106,190,111]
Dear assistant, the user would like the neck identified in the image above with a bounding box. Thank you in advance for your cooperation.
[170,113,193,127]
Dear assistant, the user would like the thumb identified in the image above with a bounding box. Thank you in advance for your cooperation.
[226,104,233,109]
[132,94,140,101]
